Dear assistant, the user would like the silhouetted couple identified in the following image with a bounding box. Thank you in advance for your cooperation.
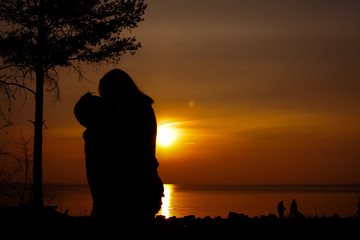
[277,199,299,219]
[74,69,164,224]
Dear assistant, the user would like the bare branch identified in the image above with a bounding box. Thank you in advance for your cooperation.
[0,64,19,71]
[0,134,33,205]
[0,79,36,95]
[0,152,22,164]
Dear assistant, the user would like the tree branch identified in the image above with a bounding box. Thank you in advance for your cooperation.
[0,79,36,95]
[0,152,22,163]
[0,64,21,71]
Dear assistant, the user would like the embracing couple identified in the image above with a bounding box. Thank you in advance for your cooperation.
[74,69,164,224]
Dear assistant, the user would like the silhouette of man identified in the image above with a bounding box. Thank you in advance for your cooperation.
[74,69,164,224]
[277,200,286,219]
[289,199,298,218]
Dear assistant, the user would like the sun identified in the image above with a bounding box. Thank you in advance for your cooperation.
[157,124,177,147]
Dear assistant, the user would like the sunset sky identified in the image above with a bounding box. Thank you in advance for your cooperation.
[2,0,360,185]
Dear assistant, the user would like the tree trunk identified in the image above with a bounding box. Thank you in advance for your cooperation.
[32,70,44,207]
[32,0,45,207]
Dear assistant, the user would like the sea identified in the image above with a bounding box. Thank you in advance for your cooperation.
[4,184,360,218]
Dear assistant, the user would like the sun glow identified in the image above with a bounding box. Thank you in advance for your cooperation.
[157,124,178,147]
[157,184,173,218]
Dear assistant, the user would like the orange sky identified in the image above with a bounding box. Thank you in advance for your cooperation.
[2,0,360,185]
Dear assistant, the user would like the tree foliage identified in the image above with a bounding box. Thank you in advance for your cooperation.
[0,0,146,90]
[0,0,146,64]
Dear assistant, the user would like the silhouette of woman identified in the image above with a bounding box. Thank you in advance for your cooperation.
[289,199,298,218]
[74,69,164,223]
[277,200,286,219]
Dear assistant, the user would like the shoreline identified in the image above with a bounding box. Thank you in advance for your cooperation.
[39,183,360,218]
[1,206,359,238]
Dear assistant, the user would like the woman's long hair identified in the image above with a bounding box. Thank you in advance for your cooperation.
[99,69,153,105]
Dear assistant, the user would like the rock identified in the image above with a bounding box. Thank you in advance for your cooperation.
[228,212,248,222]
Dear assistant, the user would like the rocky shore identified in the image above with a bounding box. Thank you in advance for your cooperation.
[1,206,359,238]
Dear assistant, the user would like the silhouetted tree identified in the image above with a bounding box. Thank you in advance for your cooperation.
[0,0,147,207]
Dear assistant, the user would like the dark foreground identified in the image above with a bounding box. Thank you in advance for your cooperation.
[1,206,359,239]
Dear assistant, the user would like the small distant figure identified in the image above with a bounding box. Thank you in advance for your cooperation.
[357,201,360,217]
[289,199,298,218]
[277,200,286,219]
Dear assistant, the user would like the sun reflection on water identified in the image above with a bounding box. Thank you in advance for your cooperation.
[157,184,173,218]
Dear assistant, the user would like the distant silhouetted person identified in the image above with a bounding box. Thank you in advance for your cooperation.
[277,200,286,219]
[289,199,298,218]
[74,69,164,224]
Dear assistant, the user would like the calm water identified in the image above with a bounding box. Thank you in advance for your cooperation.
[41,184,360,218]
